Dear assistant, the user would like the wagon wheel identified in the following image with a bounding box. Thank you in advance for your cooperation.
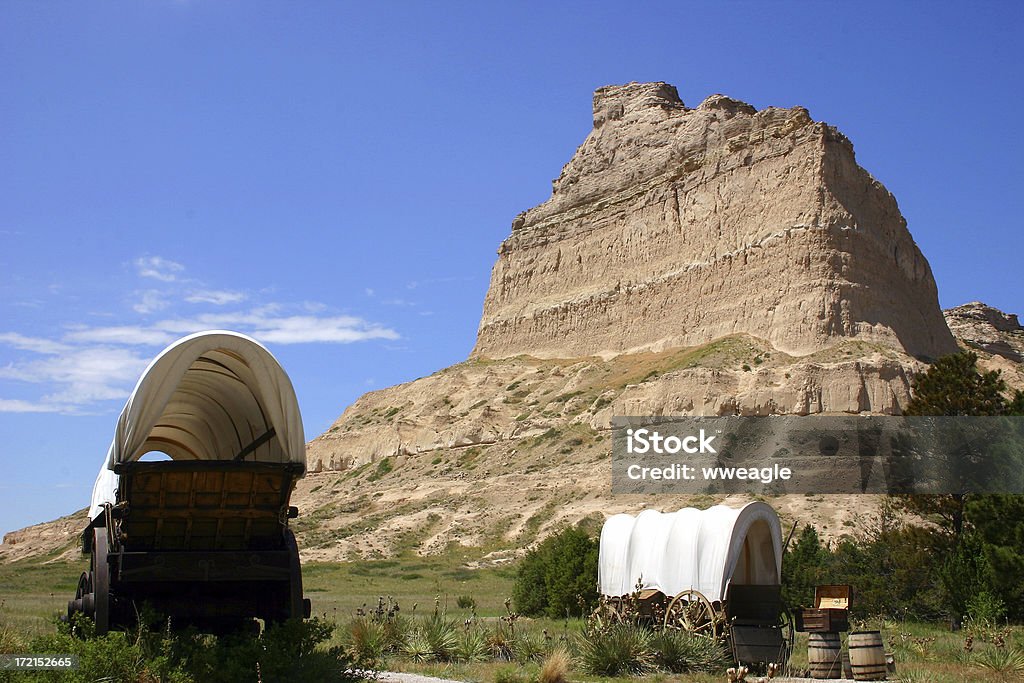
[663,589,719,637]
[74,572,91,604]
[284,529,305,620]
[67,571,93,624]
[91,527,110,634]
[777,607,795,664]
[606,597,628,624]
[590,597,623,628]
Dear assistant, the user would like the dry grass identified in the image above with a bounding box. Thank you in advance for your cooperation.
[539,647,571,683]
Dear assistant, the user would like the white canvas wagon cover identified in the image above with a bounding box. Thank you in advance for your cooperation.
[598,502,783,602]
[89,330,305,520]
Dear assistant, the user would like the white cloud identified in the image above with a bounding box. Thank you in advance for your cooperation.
[185,290,247,306]
[133,290,170,314]
[0,346,148,389]
[64,326,175,346]
[251,316,399,344]
[134,256,184,282]
[0,333,70,355]
[406,276,470,290]
[302,301,327,313]
[0,398,66,413]
[0,255,403,414]
[0,346,149,414]
[150,312,400,345]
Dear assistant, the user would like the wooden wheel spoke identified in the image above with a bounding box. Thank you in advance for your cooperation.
[663,589,720,638]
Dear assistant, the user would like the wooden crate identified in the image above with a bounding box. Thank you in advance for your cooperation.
[815,584,852,609]
[796,585,852,632]
[796,608,849,633]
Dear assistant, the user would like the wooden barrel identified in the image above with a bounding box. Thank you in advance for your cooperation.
[849,631,887,680]
[808,632,842,679]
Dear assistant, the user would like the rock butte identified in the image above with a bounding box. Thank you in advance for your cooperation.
[473,82,958,361]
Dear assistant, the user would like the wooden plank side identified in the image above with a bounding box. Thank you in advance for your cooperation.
[731,625,787,665]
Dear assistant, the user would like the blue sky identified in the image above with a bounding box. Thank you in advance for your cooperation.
[1,2,1022,536]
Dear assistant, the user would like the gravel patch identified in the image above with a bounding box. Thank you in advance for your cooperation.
[377,672,468,683]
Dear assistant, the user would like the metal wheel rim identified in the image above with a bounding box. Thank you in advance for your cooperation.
[91,527,110,634]
[778,607,795,663]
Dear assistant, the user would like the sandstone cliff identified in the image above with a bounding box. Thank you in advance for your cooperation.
[473,82,958,361]
[945,301,1024,387]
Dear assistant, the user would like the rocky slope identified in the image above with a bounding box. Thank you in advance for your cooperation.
[945,301,1024,386]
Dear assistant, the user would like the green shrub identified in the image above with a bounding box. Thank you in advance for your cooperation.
[344,615,388,667]
[487,621,517,661]
[973,646,1024,676]
[0,621,24,654]
[452,626,490,663]
[512,629,548,664]
[651,630,729,673]
[402,632,433,663]
[456,595,476,610]
[575,624,654,676]
[380,614,412,653]
[367,458,393,482]
[512,524,599,618]
[20,615,360,683]
[781,525,829,609]
[494,663,534,683]
[966,591,1007,627]
[420,612,458,662]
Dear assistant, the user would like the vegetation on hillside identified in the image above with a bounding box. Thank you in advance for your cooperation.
[512,525,599,619]
[784,351,1024,624]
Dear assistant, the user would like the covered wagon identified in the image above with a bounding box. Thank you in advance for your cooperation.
[67,331,310,634]
[599,502,791,665]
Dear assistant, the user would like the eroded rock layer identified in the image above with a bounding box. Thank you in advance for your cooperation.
[473,82,958,361]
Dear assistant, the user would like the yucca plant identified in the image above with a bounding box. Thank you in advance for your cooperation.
[344,615,388,667]
[651,629,729,673]
[512,628,549,664]
[402,632,434,663]
[488,621,517,661]
[380,613,412,653]
[421,612,459,662]
[575,623,654,676]
[453,625,490,663]
[973,646,1024,676]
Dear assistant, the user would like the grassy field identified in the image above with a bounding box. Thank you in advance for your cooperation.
[0,554,87,640]
[3,553,1024,682]
[302,549,520,620]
